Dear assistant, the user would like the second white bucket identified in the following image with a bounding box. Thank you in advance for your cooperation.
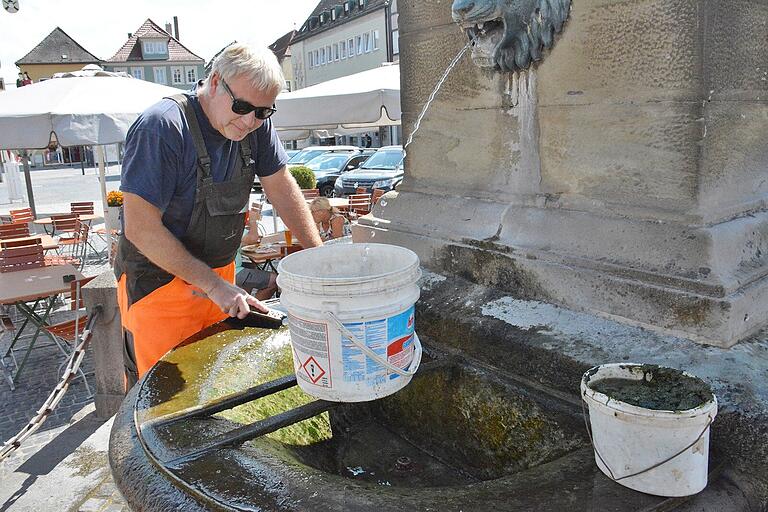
[277,243,422,402]
[581,364,718,497]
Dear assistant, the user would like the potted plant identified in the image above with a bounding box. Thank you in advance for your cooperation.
[290,166,317,190]
[104,190,124,232]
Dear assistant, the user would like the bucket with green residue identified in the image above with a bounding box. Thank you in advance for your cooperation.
[581,364,717,497]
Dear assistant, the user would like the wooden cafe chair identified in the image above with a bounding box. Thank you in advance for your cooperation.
[0,222,30,240]
[0,238,46,273]
[346,193,373,219]
[9,208,34,225]
[47,221,89,270]
[372,188,386,205]
[43,276,97,396]
[51,213,79,238]
[70,201,95,217]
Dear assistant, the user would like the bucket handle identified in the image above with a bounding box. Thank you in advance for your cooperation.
[581,392,714,482]
[325,311,422,377]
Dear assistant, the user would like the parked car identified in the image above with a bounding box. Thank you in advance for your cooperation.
[285,149,300,159]
[334,146,404,196]
[253,146,361,191]
[287,145,360,167]
[304,152,371,197]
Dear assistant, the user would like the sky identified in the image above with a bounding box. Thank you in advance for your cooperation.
[0,0,320,87]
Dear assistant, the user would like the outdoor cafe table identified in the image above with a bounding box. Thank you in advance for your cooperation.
[305,197,349,209]
[241,232,302,272]
[1,234,58,251]
[0,263,85,390]
[33,213,100,226]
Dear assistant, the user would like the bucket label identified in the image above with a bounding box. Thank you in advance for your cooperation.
[342,306,415,385]
[288,317,333,388]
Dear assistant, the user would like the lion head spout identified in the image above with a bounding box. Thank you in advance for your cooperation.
[452,0,571,72]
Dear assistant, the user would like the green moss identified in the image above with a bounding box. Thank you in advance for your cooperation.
[200,329,332,446]
[375,368,582,479]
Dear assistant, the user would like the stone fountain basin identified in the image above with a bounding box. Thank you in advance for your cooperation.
[109,319,736,511]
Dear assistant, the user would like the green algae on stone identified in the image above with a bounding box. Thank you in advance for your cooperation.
[143,328,276,420]
[199,328,332,446]
[373,367,584,480]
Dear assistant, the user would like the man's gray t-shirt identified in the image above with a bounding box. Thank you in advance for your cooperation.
[120,91,287,238]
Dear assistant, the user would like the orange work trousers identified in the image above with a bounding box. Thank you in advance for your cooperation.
[117,263,234,377]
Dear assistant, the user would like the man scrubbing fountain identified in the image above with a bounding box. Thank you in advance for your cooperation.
[114,43,322,387]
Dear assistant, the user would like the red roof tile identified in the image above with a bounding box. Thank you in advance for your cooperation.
[106,19,203,63]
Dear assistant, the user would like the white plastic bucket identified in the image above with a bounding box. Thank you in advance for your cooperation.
[581,364,717,497]
[277,243,422,402]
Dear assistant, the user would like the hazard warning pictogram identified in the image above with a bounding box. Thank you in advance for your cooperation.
[302,356,326,384]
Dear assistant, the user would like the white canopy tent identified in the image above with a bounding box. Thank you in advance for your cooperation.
[273,63,401,140]
[0,73,180,215]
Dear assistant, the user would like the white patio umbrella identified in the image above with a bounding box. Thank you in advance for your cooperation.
[0,74,181,215]
[273,63,401,139]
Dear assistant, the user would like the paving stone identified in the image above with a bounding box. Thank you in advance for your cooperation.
[78,497,106,512]
[94,482,118,499]
[101,504,129,512]
[0,248,109,445]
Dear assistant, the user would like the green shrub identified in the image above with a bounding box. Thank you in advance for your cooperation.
[290,166,317,190]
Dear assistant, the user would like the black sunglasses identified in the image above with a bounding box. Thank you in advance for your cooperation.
[220,78,277,119]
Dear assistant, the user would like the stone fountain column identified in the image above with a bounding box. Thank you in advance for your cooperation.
[356,0,768,347]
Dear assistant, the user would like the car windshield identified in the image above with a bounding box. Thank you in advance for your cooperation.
[288,149,327,165]
[359,150,404,170]
[305,154,349,171]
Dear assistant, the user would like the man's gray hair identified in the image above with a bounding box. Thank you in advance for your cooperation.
[208,43,284,95]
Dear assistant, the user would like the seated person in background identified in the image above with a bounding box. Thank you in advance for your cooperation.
[309,197,351,241]
[236,203,278,300]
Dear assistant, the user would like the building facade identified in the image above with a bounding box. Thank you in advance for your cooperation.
[291,0,395,90]
[15,27,101,82]
[289,0,400,146]
[269,30,297,93]
[103,19,204,90]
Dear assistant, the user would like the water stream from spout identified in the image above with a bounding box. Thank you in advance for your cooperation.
[403,38,475,152]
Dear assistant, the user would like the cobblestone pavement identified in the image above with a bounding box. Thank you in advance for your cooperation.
[0,237,132,510]
[74,472,131,512]
[0,257,110,443]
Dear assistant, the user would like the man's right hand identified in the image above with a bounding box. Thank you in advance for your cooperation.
[205,278,268,319]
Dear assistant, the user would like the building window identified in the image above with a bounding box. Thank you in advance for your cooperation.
[320,47,326,65]
[153,67,167,84]
[314,49,319,65]
[344,2,350,14]
[331,9,337,21]
[348,38,355,57]
[393,29,400,55]
[373,30,380,51]
[131,67,144,80]
[326,45,332,63]
[333,43,339,61]
[364,33,372,53]
[340,40,347,59]
[358,0,365,8]
[309,51,314,68]
[356,35,364,55]
[284,80,292,92]
[171,66,183,84]
[143,41,167,56]
[185,66,197,83]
